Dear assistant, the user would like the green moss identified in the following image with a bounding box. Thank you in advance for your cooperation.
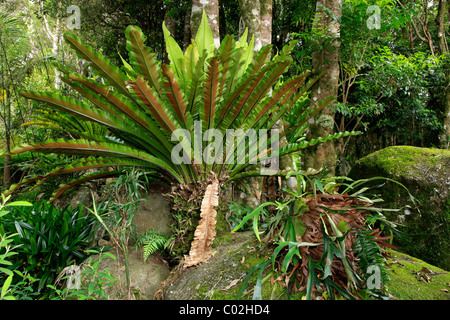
[349,146,450,270]
[165,232,291,300]
[354,145,449,178]
[387,250,450,300]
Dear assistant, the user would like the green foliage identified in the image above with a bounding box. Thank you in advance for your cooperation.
[355,48,443,138]
[48,248,117,300]
[228,200,269,231]
[233,170,406,300]
[134,229,173,262]
[0,193,33,300]
[334,1,447,149]
[352,228,390,298]
[86,168,148,298]
[1,201,98,298]
[7,12,357,200]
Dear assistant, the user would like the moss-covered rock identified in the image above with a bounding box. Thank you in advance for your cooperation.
[387,250,450,300]
[349,146,450,270]
[88,249,170,300]
[164,232,288,300]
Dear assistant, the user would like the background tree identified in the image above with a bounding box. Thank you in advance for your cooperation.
[0,10,30,188]
[303,0,342,174]
[191,0,221,48]
[238,0,273,51]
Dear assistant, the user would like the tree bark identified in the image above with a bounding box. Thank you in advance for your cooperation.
[3,96,11,189]
[43,14,61,90]
[437,0,448,55]
[436,0,449,147]
[191,0,220,48]
[443,82,450,148]
[303,0,342,174]
[260,0,273,47]
[183,9,191,50]
[238,0,273,50]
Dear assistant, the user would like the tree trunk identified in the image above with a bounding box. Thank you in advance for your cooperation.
[191,0,220,48]
[443,81,450,148]
[43,14,61,90]
[260,0,273,47]
[437,0,449,147]
[238,0,262,51]
[183,9,191,51]
[238,0,296,200]
[437,0,448,55]
[303,0,342,174]
[3,98,11,189]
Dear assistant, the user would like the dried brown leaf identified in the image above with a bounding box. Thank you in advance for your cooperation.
[225,278,241,290]
[183,178,219,268]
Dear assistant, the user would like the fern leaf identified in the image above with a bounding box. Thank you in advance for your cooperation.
[202,57,220,129]
[161,65,187,126]
[64,33,135,102]
[125,25,163,95]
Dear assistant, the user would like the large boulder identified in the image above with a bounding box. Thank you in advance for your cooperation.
[348,146,450,270]
[133,181,172,236]
[93,249,170,300]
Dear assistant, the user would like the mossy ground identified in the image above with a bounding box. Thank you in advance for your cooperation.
[164,231,289,300]
[387,250,450,300]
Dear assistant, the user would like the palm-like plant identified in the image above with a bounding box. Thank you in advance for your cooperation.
[7,12,358,201]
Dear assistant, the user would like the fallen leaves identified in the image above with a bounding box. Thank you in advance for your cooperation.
[224,278,242,290]
[413,266,447,283]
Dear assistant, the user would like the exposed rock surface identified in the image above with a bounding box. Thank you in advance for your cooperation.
[349,146,449,270]
[164,231,286,300]
[93,249,170,300]
[133,181,172,236]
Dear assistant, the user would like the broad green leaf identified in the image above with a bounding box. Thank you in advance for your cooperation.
[1,275,13,299]
[125,25,162,95]
[163,21,184,80]
[195,10,215,60]
[4,201,32,207]
[0,267,13,277]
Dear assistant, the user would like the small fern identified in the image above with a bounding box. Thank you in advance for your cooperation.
[353,228,390,297]
[134,229,173,262]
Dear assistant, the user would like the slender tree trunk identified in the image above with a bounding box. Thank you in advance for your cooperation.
[43,14,61,90]
[238,0,272,49]
[239,0,296,201]
[183,9,191,51]
[238,0,262,51]
[437,0,448,54]
[260,0,273,47]
[437,0,449,147]
[304,0,341,174]
[191,0,220,48]
[3,95,11,189]
[164,11,177,40]
[444,81,450,148]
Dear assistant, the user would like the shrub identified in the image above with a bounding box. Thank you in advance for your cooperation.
[1,201,99,297]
